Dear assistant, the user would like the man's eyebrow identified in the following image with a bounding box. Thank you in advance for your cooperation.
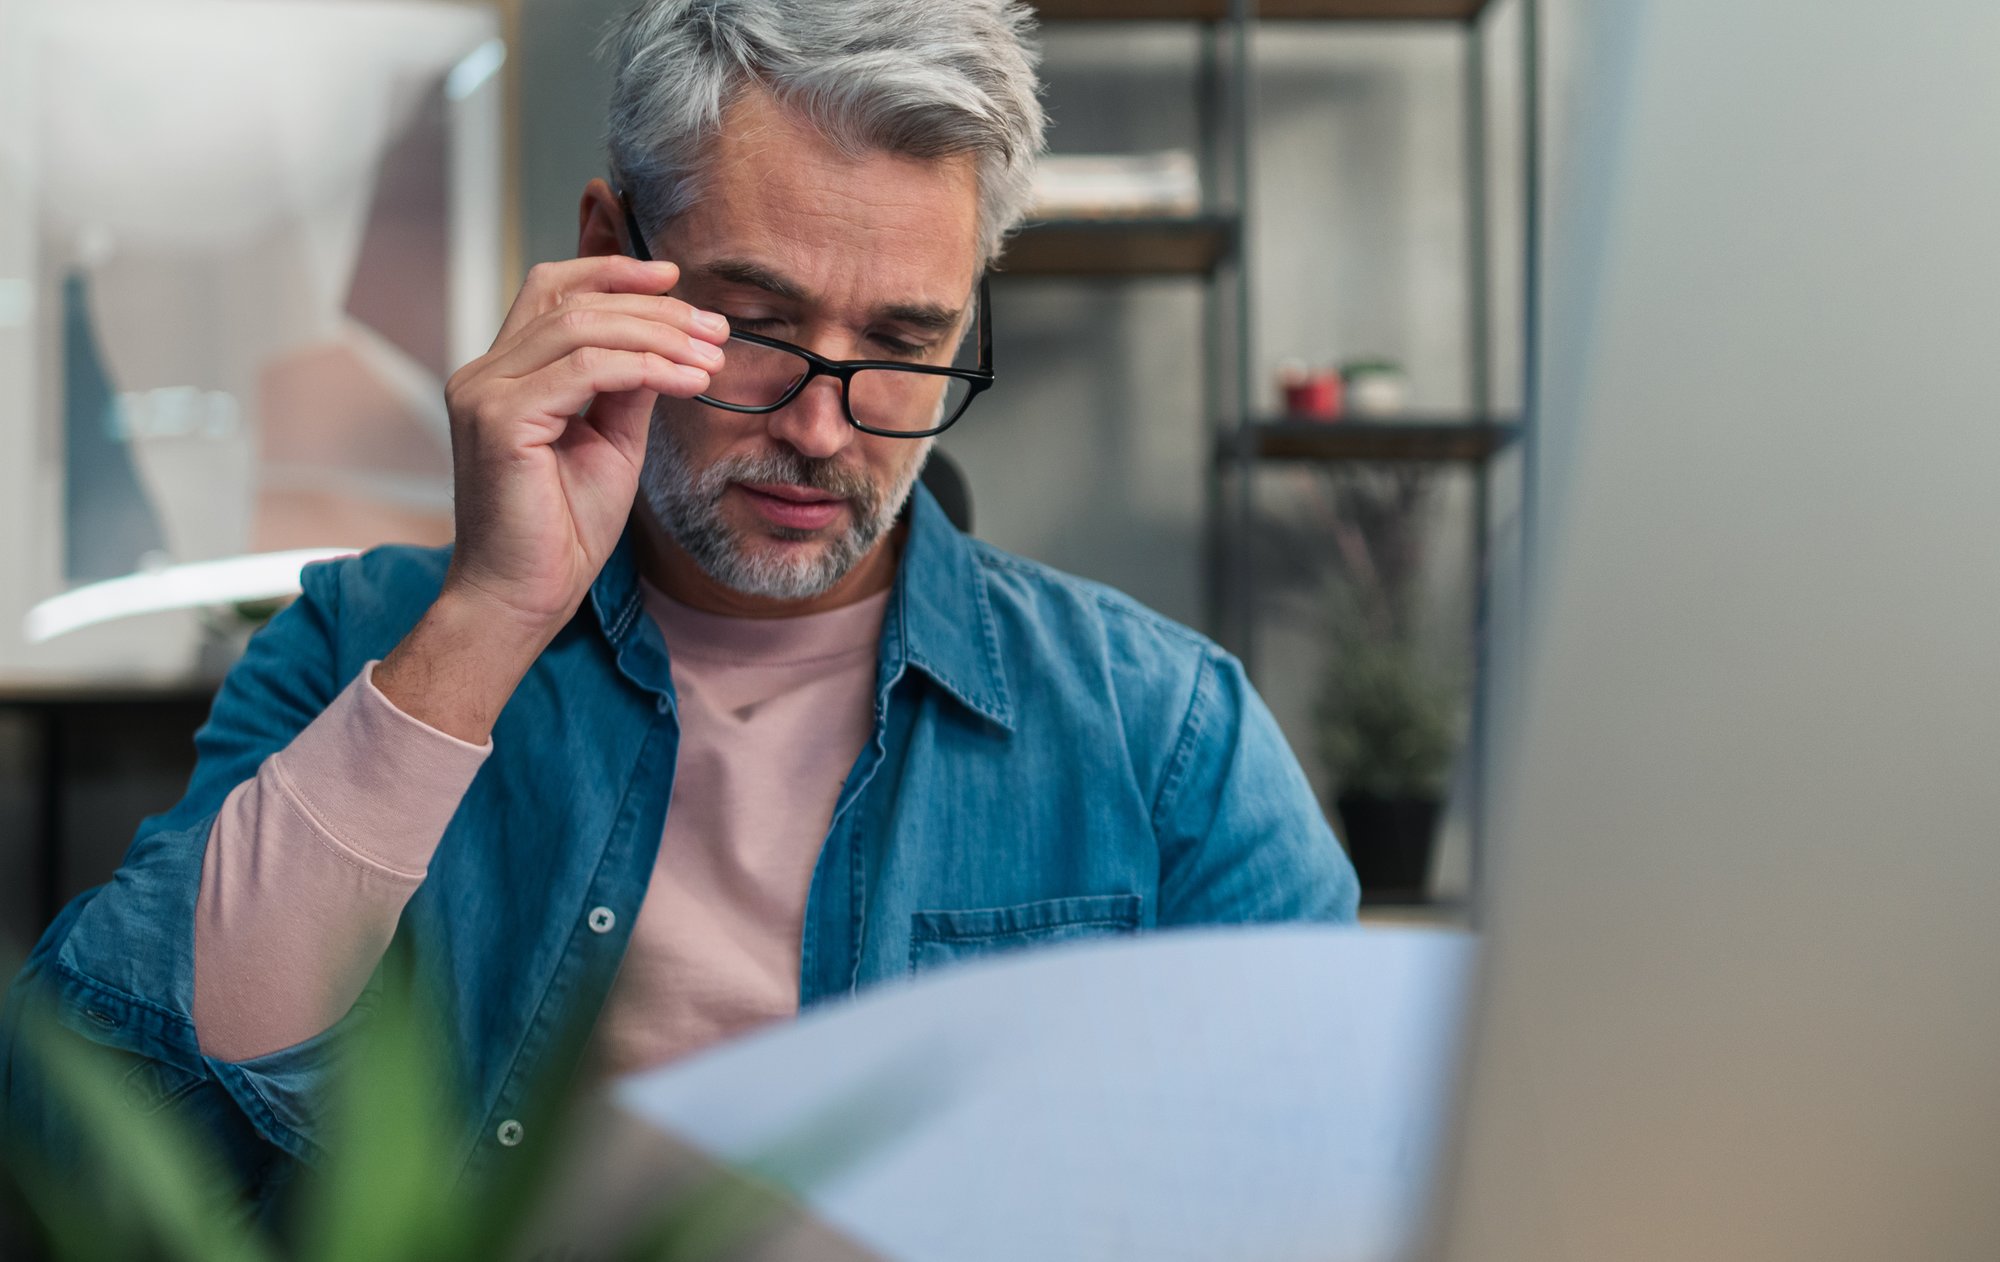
[696,258,965,333]
[696,258,808,303]
[879,301,964,333]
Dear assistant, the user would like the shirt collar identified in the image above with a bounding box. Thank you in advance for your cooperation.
[588,529,643,644]
[588,481,1013,731]
[885,482,1014,732]
[587,527,672,707]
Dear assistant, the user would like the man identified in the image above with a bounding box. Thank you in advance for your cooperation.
[3,0,1354,1205]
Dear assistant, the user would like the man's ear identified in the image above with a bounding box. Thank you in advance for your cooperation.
[576,179,629,259]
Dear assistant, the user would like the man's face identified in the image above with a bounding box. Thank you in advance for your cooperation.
[637,88,982,602]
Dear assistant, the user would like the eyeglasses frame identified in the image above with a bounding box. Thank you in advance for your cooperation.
[616,187,994,439]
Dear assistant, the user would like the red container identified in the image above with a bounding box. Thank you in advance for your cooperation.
[1282,370,1343,420]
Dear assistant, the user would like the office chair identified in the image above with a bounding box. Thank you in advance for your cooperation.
[919,449,973,534]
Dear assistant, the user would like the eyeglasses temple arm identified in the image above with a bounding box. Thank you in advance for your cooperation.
[978,274,993,375]
[616,186,654,263]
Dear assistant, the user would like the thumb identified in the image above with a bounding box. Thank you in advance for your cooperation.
[581,386,659,466]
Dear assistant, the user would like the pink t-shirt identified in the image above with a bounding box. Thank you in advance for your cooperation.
[588,582,885,1072]
[190,583,888,1071]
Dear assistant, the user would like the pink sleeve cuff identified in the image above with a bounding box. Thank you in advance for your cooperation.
[264,659,494,878]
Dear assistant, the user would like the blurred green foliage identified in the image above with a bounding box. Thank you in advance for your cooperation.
[0,953,886,1262]
[1314,628,1463,800]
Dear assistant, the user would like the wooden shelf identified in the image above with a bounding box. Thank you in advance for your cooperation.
[1225,418,1519,463]
[997,217,1234,277]
[1034,0,1494,22]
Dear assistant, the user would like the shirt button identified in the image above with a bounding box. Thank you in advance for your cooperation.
[496,1119,524,1147]
[587,906,617,934]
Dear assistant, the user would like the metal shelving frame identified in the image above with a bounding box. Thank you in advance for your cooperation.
[1013,0,1541,917]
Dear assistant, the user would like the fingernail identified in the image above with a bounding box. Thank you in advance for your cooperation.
[691,340,725,367]
[695,310,729,336]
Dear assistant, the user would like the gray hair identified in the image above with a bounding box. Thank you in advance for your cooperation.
[600,0,1047,267]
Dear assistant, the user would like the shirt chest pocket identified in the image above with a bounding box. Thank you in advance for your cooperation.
[908,893,1143,975]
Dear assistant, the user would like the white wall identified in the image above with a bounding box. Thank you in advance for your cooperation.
[0,0,41,680]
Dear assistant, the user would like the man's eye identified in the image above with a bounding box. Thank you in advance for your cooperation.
[728,316,779,332]
[875,336,932,359]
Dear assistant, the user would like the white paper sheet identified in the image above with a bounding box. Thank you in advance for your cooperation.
[612,924,1476,1262]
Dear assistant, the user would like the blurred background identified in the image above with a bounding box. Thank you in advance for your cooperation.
[0,0,1574,948]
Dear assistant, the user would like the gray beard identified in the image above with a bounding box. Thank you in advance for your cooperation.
[637,405,930,601]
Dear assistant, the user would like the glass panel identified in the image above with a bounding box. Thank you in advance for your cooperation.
[2,0,507,681]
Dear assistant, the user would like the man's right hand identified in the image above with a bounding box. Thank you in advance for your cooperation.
[376,255,730,743]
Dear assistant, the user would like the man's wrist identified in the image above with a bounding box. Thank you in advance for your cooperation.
[374,588,562,744]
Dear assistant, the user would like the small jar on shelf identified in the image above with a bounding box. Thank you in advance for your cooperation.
[1277,359,1343,421]
[1340,358,1412,418]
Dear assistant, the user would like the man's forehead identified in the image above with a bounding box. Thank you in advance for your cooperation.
[686,255,968,330]
[664,87,981,315]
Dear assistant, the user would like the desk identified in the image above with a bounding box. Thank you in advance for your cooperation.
[1360,899,1472,929]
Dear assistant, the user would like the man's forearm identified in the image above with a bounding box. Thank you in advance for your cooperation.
[373,587,562,745]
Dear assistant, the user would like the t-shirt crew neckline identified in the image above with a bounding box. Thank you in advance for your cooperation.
[637,578,891,667]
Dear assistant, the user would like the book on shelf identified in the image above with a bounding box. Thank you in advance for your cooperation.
[1029,150,1201,220]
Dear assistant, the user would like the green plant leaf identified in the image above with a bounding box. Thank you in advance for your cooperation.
[1316,614,1466,799]
[5,947,930,1262]
[292,969,478,1262]
[8,1009,278,1262]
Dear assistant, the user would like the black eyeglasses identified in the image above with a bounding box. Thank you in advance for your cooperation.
[618,188,993,438]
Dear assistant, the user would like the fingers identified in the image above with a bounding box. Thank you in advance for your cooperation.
[554,292,731,341]
[451,255,732,464]
[486,307,727,385]
[494,345,709,432]
[571,385,659,466]
[494,255,690,344]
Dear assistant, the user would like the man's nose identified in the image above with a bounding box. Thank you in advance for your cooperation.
[764,372,855,462]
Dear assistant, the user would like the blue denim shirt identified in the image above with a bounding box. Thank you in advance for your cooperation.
[3,485,1356,1200]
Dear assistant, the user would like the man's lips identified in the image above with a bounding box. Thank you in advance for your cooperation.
[733,482,849,530]
[738,481,843,505]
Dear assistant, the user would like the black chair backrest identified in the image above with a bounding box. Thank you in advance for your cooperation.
[919,448,973,534]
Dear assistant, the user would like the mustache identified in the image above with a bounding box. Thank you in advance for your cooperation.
[701,449,880,510]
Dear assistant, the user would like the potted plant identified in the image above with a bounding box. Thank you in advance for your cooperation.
[1337,357,1411,418]
[1314,625,1462,903]
[1285,466,1467,904]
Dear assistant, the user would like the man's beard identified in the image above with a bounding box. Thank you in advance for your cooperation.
[638,407,930,601]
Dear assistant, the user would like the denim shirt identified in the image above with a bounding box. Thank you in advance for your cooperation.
[2,485,1356,1201]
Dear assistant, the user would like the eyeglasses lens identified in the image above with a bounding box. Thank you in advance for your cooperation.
[701,338,807,409]
[702,337,975,434]
[849,370,974,434]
